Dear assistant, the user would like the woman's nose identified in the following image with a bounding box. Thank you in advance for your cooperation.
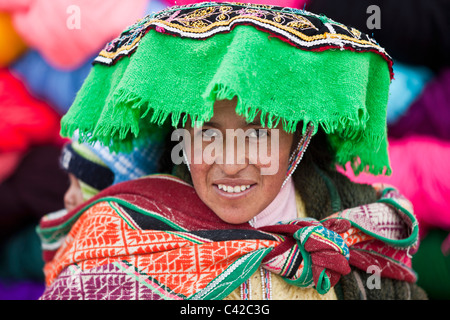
[216,136,248,175]
[217,161,248,176]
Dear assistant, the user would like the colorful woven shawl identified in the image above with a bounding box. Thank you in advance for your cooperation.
[60,2,393,176]
[38,175,418,300]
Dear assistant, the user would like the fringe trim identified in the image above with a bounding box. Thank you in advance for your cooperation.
[61,83,389,175]
[205,82,375,149]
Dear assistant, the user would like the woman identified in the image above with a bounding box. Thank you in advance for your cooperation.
[38,2,425,300]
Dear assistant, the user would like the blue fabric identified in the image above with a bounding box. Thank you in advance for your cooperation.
[84,137,164,185]
[387,61,433,124]
[10,50,93,114]
[144,0,169,15]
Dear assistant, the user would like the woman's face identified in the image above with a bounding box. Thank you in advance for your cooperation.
[185,98,294,224]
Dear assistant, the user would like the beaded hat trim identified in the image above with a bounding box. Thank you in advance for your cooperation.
[94,2,393,77]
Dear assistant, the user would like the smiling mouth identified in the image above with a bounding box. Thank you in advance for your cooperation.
[213,183,256,197]
[217,184,251,193]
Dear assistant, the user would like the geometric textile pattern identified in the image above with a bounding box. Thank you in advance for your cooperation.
[40,263,169,300]
[42,200,278,299]
[38,175,419,299]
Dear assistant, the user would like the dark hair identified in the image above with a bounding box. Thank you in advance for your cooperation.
[291,126,377,220]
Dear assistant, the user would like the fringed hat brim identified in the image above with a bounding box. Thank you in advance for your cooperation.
[61,2,393,176]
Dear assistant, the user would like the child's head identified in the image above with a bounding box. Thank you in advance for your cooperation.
[59,141,114,211]
[59,135,163,211]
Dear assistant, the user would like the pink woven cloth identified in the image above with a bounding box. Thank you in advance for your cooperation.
[342,135,450,237]
[0,0,148,69]
[251,177,298,228]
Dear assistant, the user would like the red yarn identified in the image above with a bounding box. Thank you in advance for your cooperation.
[0,68,64,152]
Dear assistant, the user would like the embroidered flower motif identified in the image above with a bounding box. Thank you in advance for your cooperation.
[237,8,265,18]
[94,2,391,69]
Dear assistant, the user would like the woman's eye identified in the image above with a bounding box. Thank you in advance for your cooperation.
[248,129,268,139]
[202,129,220,139]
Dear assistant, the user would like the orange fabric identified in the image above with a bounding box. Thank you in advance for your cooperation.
[0,12,27,67]
[43,200,278,298]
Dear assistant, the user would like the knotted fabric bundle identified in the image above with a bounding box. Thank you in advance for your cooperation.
[259,218,352,294]
[38,175,418,300]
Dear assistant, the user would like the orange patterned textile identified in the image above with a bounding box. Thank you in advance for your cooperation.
[38,175,419,300]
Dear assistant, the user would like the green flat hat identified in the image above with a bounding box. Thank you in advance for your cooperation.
[61,2,394,176]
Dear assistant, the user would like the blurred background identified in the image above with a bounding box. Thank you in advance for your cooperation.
[0,0,448,300]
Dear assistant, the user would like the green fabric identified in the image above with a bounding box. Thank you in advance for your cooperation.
[189,248,272,300]
[412,229,450,299]
[61,23,391,176]
[79,180,99,201]
[0,225,44,281]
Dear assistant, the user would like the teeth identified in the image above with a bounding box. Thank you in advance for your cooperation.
[218,184,251,193]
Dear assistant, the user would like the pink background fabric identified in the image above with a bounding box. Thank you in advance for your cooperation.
[342,136,450,236]
[0,0,148,69]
